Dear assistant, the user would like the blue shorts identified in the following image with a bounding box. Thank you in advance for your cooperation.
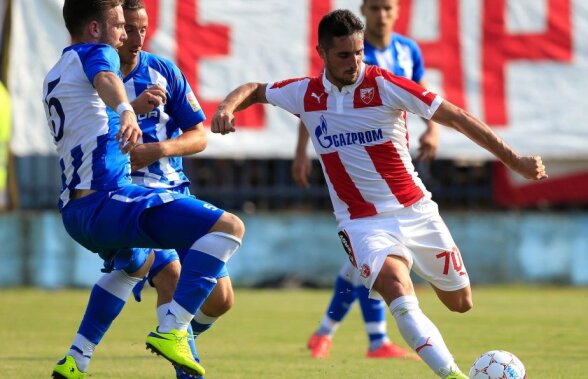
[145,184,229,281]
[61,184,224,273]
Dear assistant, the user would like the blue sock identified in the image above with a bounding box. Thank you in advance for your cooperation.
[190,317,213,338]
[357,285,388,349]
[77,285,125,344]
[327,276,357,322]
[173,249,225,315]
[317,276,357,336]
[70,271,139,371]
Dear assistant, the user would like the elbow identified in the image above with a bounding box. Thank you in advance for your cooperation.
[195,133,208,153]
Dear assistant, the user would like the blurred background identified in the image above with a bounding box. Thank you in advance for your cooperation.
[0,0,586,289]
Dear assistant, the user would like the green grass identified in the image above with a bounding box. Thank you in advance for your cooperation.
[1,286,587,378]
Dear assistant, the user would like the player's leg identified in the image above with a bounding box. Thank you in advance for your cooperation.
[193,273,234,335]
[52,249,154,379]
[308,260,358,358]
[176,268,233,379]
[344,207,468,379]
[148,209,242,331]
[356,282,416,359]
[141,199,243,376]
[132,249,179,304]
[373,256,467,378]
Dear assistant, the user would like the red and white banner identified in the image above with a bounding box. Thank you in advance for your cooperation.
[8,0,588,161]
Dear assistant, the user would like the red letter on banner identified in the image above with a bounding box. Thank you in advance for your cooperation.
[175,0,264,128]
[309,0,333,75]
[396,0,465,109]
[482,0,572,126]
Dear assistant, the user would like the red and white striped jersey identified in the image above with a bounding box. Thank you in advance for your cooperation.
[266,63,444,223]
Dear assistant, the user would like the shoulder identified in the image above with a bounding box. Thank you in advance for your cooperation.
[367,64,417,90]
[141,51,182,80]
[142,51,177,69]
[67,43,118,60]
[269,76,309,89]
[391,33,422,53]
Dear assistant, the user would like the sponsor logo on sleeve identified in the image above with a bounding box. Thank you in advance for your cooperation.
[186,92,201,112]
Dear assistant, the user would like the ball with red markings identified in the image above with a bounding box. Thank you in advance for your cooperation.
[469,350,526,379]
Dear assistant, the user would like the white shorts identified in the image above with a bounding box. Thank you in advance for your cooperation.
[337,198,470,298]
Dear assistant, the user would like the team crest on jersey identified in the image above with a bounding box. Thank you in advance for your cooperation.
[359,87,375,104]
[360,264,371,278]
[186,92,201,112]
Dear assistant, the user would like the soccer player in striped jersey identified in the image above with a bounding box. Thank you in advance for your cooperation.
[44,1,243,378]
[118,1,234,378]
[293,0,436,360]
[211,9,546,379]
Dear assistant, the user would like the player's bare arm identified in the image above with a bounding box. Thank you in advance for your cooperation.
[130,124,207,171]
[131,84,167,114]
[93,71,141,153]
[292,123,312,188]
[212,82,268,135]
[432,100,547,180]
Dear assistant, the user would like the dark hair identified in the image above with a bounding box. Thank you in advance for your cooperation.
[63,0,123,37]
[122,0,145,11]
[318,9,364,49]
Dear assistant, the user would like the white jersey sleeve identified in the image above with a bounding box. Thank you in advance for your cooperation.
[377,69,443,119]
[265,77,308,116]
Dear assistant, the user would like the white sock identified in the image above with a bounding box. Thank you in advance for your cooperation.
[193,309,219,325]
[390,296,461,378]
[317,315,339,337]
[158,300,194,332]
[156,304,169,326]
[190,232,241,262]
[68,334,96,372]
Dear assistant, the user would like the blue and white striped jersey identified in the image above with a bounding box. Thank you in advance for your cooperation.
[363,33,425,82]
[42,43,131,210]
[123,51,205,189]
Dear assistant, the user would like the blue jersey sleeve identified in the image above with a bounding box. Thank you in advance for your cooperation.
[73,44,121,86]
[363,42,378,66]
[166,61,206,131]
[408,40,425,83]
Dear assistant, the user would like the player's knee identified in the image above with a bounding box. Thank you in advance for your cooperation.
[211,212,245,239]
[373,276,413,304]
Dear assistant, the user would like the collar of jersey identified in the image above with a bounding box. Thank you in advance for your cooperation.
[321,62,366,95]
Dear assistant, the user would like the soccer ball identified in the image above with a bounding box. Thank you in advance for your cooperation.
[469,350,527,379]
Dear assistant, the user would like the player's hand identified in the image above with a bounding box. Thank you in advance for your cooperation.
[211,108,236,135]
[416,125,439,161]
[117,111,142,154]
[512,155,548,180]
[131,84,167,114]
[292,152,311,188]
[130,143,161,171]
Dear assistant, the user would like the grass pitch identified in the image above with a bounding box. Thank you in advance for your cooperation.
[1,286,586,378]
